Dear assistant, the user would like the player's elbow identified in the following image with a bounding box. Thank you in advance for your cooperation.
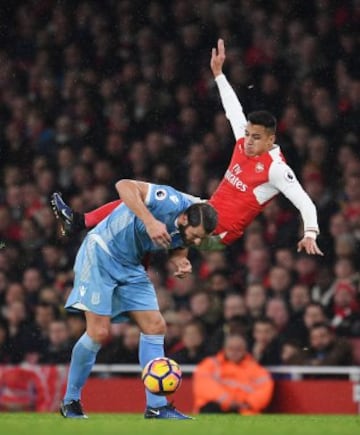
[115,179,135,197]
[115,178,131,191]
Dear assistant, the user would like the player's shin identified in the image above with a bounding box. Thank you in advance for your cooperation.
[63,332,101,404]
[139,333,167,408]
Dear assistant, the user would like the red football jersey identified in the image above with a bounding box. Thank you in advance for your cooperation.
[209,138,285,245]
[209,73,319,246]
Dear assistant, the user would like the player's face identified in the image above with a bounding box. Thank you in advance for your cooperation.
[178,223,207,247]
[244,123,275,157]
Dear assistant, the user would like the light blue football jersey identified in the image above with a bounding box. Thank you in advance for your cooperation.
[88,183,194,264]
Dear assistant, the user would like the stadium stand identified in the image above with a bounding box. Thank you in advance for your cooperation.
[0,0,359,371]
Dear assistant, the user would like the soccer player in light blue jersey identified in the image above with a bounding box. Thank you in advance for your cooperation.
[60,179,218,420]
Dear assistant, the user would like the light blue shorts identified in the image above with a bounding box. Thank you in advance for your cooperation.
[65,235,159,323]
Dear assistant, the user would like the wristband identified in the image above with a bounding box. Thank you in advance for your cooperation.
[304,230,317,240]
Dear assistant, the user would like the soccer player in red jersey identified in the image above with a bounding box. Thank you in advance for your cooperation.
[52,39,323,256]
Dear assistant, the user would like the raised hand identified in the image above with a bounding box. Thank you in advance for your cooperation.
[172,257,192,279]
[297,237,324,256]
[210,38,226,77]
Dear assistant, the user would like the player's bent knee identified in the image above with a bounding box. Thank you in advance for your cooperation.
[142,315,166,335]
[87,325,110,344]
[131,311,167,335]
[85,312,111,344]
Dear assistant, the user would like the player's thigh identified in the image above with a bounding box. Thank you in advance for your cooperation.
[130,310,166,335]
[67,238,119,317]
[111,270,166,334]
[69,271,116,314]
[112,273,159,318]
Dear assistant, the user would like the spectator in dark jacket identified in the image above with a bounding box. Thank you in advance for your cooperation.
[170,320,210,364]
[0,319,10,363]
[302,323,353,366]
[40,319,72,364]
[251,317,282,365]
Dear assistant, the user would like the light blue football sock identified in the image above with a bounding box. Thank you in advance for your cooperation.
[64,332,101,404]
[139,333,167,408]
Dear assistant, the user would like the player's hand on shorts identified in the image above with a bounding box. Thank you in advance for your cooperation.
[211,38,226,77]
[173,258,192,279]
[145,219,171,249]
[297,237,324,256]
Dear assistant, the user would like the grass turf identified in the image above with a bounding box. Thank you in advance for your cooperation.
[0,414,359,435]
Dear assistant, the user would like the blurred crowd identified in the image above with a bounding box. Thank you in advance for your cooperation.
[0,0,359,369]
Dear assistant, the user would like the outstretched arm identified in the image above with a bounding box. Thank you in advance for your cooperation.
[268,164,324,256]
[211,39,247,140]
[115,179,171,249]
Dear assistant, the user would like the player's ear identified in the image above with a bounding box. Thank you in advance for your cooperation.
[179,213,188,226]
[268,133,275,145]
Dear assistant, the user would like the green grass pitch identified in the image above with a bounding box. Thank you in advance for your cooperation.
[0,413,359,435]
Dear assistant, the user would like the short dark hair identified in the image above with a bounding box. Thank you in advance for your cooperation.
[305,302,326,314]
[310,322,332,333]
[224,332,247,345]
[254,316,276,328]
[35,302,60,319]
[185,203,218,234]
[248,110,277,133]
[209,268,231,280]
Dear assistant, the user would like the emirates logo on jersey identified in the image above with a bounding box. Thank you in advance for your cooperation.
[255,162,264,173]
[233,163,242,175]
[225,167,248,191]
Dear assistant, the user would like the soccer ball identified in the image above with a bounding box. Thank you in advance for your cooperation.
[142,357,182,396]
